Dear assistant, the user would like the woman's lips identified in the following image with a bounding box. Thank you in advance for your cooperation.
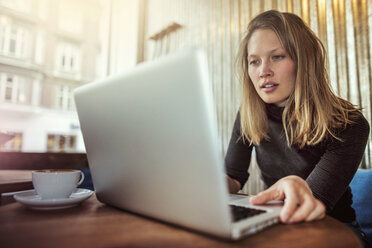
[261,83,278,93]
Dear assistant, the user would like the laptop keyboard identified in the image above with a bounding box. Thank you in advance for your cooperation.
[230,205,267,222]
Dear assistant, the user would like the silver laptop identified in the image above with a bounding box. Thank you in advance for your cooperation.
[74,48,282,240]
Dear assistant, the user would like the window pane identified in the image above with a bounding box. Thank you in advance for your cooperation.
[69,136,76,149]
[58,135,66,152]
[13,132,22,150]
[17,78,26,103]
[0,25,5,52]
[5,76,13,100]
[47,134,55,151]
[8,27,16,53]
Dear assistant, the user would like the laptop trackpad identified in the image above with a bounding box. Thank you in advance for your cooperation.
[229,194,250,202]
[229,194,284,206]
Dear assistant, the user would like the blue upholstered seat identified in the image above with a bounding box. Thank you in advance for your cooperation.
[77,168,94,191]
[350,169,372,243]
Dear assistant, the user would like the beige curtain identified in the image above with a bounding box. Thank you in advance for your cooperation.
[142,0,372,194]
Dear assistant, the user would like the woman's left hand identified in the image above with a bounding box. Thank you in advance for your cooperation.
[250,175,326,224]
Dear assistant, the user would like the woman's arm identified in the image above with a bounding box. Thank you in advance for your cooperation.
[225,112,253,190]
[226,175,241,193]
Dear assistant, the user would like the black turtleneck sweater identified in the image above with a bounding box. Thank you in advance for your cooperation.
[225,104,370,222]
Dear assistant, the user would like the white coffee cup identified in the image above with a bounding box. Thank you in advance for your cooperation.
[32,169,85,199]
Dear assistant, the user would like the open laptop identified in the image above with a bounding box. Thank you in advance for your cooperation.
[73,48,282,240]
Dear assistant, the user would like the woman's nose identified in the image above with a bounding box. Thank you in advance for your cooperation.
[259,62,273,78]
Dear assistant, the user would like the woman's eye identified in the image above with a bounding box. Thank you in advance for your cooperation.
[249,60,259,65]
[273,55,285,60]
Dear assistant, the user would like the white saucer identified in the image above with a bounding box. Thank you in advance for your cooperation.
[13,188,94,210]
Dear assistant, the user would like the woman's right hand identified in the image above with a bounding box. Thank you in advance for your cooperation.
[250,175,326,223]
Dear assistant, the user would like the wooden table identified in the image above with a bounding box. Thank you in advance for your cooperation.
[0,194,362,248]
[0,170,33,194]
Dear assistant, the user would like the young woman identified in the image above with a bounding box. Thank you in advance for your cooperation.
[225,10,370,246]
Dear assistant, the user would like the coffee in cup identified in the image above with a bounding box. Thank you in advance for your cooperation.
[32,169,85,199]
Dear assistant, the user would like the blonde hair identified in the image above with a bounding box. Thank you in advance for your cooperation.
[236,10,359,148]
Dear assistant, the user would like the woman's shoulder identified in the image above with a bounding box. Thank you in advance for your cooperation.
[336,111,370,139]
[350,111,369,130]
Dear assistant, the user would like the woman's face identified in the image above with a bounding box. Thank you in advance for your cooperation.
[247,29,296,107]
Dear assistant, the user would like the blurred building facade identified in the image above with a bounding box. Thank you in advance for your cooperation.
[0,0,106,152]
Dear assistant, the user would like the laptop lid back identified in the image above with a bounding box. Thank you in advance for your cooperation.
[74,49,233,238]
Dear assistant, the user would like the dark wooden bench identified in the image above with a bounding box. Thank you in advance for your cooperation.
[0,152,89,170]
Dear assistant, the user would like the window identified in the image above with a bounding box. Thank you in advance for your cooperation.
[55,84,73,110]
[0,73,27,104]
[0,131,22,151]
[0,20,27,58]
[56,42,81,74]
[47,134,77,152]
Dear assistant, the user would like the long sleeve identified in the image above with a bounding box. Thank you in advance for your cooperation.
[306,113,370,213]
[225,112,253,188]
